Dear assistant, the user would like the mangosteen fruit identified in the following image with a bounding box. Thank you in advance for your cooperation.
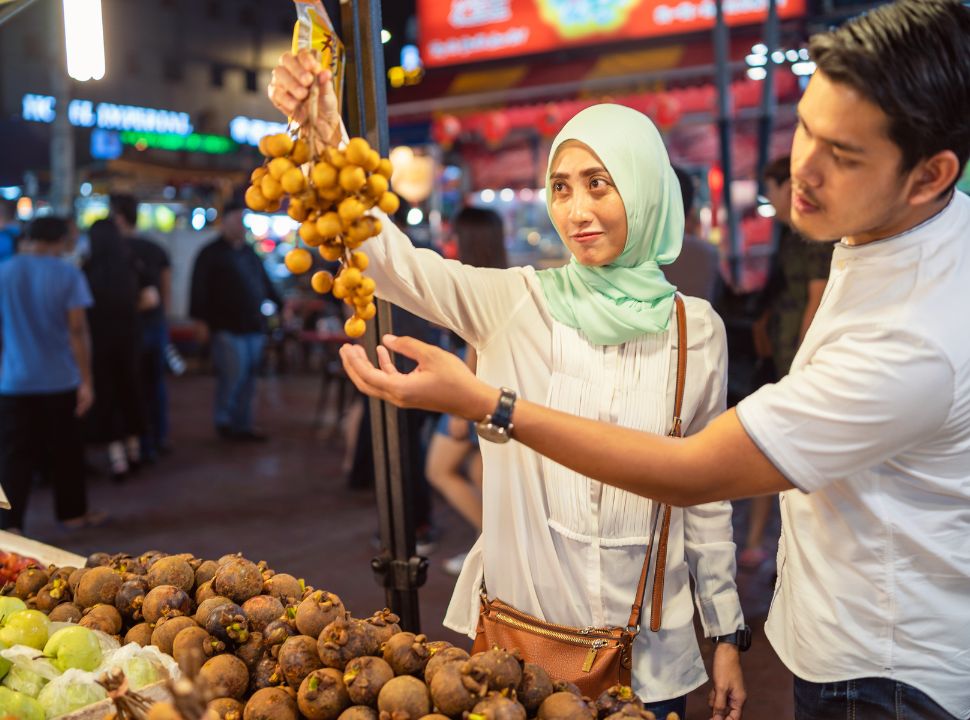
[516,663,553,715]
[603,708,657,720]
[79,603,123,635]
[195,596,233,625]
[115,579,149,622]
[142,584,192,624]
[262,616,297,649]
[428,663,483,717]
[318,617,379,669]
[298,668,350,720]
[364,610,401,646]
[465,648,522,693]
[423,647,469,687]
[151,615,199,655]
[295,591,345,638]
[196,560,220,588]
[244,687,299,720]
[197,581,219,604]
[342,656,394,706]
[538,692,597,720]
[213,558,264,604]
[381,632,431,677]
[553,680,584,697]
[125,622,154,647]
[147,556,195,593]
[253,655,286,690]
[278,634,324,690]
[242,595,285,633]
[263,573,303,603]
[205,602,251,645]
[68,567,89,595]
[470,692,527,720]
[173,625,226,673]
[199,653,249,700]
[339,708,378,720]
[48,602,83,623]
[207,697,244,720]
[85,552,112,568]
[594,686,642,719]
[75,565,122,608]
[377,675,431,720]
[28,579,70,613]
[235,631,266,673]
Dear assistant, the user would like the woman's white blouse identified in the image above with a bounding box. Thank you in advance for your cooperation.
[363,218,743,701]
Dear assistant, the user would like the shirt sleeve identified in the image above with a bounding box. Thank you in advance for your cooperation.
[682,304,744,637]
[363,214,530,348]
[736,327,954,492]
[67,267,94,310]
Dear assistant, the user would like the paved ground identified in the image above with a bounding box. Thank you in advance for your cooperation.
[15,371,790,719]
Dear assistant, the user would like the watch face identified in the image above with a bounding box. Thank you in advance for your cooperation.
[476,423,510,444]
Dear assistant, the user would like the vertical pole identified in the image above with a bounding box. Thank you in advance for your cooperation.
[713,0,742,287]
[339,0,425,632]
[756,0,779,199]
[50,0,74,216]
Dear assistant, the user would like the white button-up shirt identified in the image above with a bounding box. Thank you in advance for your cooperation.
[364,217,743,702]
[737,192,970,719]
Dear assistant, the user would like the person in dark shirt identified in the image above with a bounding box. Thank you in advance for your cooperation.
[190,198,281,441]
[664,166,723,303]
[110,194,172,461]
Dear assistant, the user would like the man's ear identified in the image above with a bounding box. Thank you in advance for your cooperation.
[907,149,961,206]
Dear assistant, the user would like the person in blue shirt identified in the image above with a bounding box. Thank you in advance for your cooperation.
[0,216,103,532]
[0,199,21,263]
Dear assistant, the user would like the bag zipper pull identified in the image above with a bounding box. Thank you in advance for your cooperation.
[582,640,606,673]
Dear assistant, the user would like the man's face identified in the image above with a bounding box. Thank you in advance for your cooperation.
[790,71,916,245]
[548,141,628,267]
[764,176,792,226]
[222,209,247,244]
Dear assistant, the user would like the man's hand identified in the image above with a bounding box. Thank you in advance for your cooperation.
[267,50,341,147]
[340,335,495,419]
[75,382,94,417]
[708,643,746,720]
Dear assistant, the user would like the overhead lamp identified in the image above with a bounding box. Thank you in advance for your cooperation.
[63,0,106,82]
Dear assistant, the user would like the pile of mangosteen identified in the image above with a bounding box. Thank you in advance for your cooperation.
[3,551,671,720]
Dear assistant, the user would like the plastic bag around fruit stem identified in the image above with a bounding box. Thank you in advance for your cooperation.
[36,668,107,718]
[0,645,60,681]
[292,0,345,114]
[97,642,179,690]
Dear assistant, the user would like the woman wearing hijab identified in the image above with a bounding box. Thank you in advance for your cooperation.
[270,55,745,719]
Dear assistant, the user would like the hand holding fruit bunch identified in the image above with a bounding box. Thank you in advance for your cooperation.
[248,50,401,339]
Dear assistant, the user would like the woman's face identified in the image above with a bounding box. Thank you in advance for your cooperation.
[548,141,628,267]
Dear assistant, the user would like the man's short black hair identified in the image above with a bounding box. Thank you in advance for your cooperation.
[671,166,695,218]
[27,216,69,244]
[809,0,970,192]
[110,193,139,227]
[763,156,791,186]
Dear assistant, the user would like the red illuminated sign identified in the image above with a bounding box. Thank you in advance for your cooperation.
[418,0,806,67]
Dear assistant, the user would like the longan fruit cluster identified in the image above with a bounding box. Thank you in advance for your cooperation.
[246,133,399,338]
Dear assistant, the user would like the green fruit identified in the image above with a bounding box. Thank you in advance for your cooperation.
[0,686,44,720]
[0,610,50,650]
[44,626,102,672]
[2,664,47,698]
[37,679,106,718]
[0,640,10,680]
[0,597,27,622]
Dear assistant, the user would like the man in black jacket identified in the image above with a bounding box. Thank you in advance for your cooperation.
[190,198,281,441]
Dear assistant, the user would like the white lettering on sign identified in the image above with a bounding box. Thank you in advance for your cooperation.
[654,0,790,25]
[428,26,530,60]
[68,99,96,127]
[22,94,56,123]
[448,0,512,28]
[229,116,288,147]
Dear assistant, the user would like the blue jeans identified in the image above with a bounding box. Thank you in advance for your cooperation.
[211,331,265,433]
[794,676,960,720]
[643,695,686,718]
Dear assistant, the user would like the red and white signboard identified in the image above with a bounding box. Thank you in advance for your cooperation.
[418,0,806,67]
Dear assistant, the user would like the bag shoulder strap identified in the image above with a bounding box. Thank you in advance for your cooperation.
[627,294,688,632]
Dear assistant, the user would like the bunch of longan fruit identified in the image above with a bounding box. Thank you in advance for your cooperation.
[245,133,399,338]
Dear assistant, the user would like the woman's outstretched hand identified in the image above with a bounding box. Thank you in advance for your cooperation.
[340,335,497,420]
[267,50,341,146]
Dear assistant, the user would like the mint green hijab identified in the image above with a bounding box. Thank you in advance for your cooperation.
[536,104,683,346]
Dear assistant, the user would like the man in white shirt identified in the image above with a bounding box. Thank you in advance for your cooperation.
[340,2,970,718]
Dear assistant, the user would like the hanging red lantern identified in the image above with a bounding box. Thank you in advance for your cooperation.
[482,111,510,148]
[655,93,682,131]
[536,103,562,136]
[432,114,462,150]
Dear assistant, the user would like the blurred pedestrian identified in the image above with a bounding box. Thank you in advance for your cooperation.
[425,207,508,575]
[741,155,836,568]
[0,216,103,532]
[664,166,722,303]
[83,219,147,481]
[190,197,281,441]
[111,193,173,461]
[0,199,21,263]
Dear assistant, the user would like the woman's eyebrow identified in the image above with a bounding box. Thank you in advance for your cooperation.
[549,167,609,182]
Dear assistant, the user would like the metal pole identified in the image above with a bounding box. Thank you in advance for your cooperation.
[339,0,426,632]
[49,0,74,216]
[713,0,742,287]
[756,0,779,199]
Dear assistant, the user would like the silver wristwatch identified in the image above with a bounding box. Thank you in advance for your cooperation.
[475,387,516,444]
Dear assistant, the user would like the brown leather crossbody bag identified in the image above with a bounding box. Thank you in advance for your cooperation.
[472,295,688,697]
